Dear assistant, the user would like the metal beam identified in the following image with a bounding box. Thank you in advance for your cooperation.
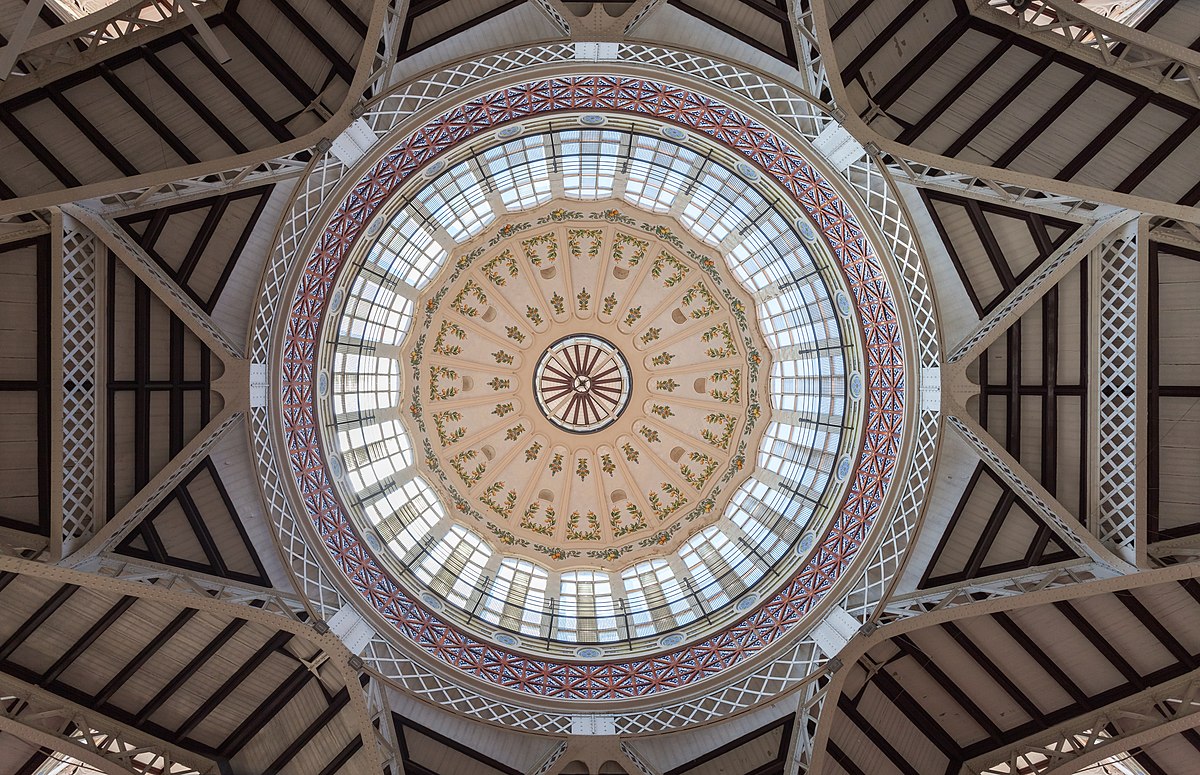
[0,0,47,81]
[1089,217,1146,566]
[945,211,1138,365]
[61,203,243,360]
[0,671,217,775]
[947,408,1134,574]
[965,669,1200,775]
[63,407,241,565]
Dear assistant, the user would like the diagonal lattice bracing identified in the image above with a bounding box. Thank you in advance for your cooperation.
[1093,223,1143,565]
[971,0,1200,108]
[58,214,99,558]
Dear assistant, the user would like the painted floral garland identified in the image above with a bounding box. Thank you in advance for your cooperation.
[280,76,905,698]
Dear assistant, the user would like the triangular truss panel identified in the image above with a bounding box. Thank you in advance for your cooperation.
[664,714,793,775]
[115,186,273,315]
[105,257,222,518]
[970,259,1091,521]
[1148,241,1200,543]
[114,458,271,586]
[918,463,1079,589]
[919,190,1080,316]
[395,714,525,775]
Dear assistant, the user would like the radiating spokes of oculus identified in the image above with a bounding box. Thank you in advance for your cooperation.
[534,335,631,433]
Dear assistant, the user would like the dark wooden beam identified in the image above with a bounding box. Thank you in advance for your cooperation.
[665,715,792,775]
[666,1,795,65]
[176,196,229,284]
[1001,77,1089,172]
[93,608,197,706]
[177,480,230,578]
[992,611,1089,705]
[203,187,270,313]
[941,621,1046,721]
[839,0,936,85]
[317,735,363,775]
[134,617,246,725]
[401,1,526,60]
[396,715,523,775]
[97,64,201,166]
[219,663,313,757]
[141,49,250,155]
[0,109,81,188]
[220,11,322,108]
[204,459,271,585]
[45,87,140,177]
[1055,93,1151,182]
[894,636,1003,742]
[1116,591,1195,668]
[826,740,868,775]
[965,491,1017,580]
[1053,601,1144,687]
[180,29,293,143]
[263,687,351,773]
[874,11,973,112]
[174,630,293,738]
[1117,112,1200,194]
[944,51,1054,159]
[918,189,986,316]
[0,585,80,661]
[829,0,874,39]
[40,595,137,685]
[836,691,926,775]
[262,0,356,83]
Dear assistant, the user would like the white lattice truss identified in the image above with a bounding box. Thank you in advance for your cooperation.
[1093,222,1143,565]
[0,671,219,775]
[245,43,942,733]
[364,674,403,775]
[965,669,1200,775]
[63,203,243,359]
[947,212,1138,365]
[884,156,1122,221]
[58,215,98,559]
[0,0,223,100]
[947,412,1133,574]
[972,0,1200,107]
[784,672,829,775]
[87,150,313,216]
[879,562,1120,624]
[530,740,569,775]
[619,740,660,775]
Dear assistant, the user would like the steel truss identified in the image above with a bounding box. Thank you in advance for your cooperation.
[0,672,218,775]
[0,0,224,101]
[970,0,1200,108]
[965,669,1200,775]
[0,553,380,765]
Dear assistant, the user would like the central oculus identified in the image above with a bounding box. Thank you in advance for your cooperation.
[534,334,631,433]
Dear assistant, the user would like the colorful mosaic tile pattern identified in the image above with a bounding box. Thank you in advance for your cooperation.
[280,76,906,698]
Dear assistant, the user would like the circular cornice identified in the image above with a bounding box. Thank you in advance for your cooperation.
[273,74,909,700]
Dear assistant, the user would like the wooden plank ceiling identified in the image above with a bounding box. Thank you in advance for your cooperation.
[827,0,1200,205]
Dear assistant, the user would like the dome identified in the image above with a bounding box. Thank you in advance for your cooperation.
[267,71,910,702]
[315,115,861,655]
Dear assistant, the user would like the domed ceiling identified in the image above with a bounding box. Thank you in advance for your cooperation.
[267,72,908,700]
